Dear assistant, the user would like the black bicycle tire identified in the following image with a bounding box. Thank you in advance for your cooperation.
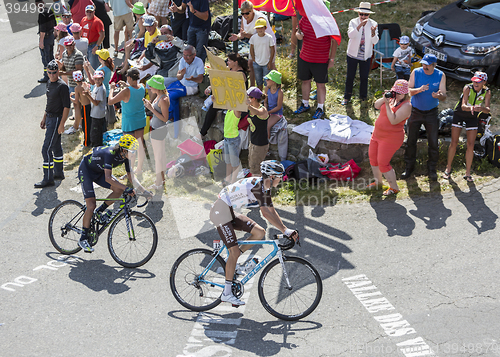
[170,248,226,312]
[48,200,84,255]
[107,211,158,268]
[258,256,322,321]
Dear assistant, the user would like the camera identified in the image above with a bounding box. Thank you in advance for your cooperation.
[384,91,396,99]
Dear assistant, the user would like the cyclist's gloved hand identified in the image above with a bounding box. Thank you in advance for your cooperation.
[284,228,300,246]
[124,187,135,196]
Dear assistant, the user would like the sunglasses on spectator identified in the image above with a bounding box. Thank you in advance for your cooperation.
[86,10,94,13]
[47,71,58,74]
[359,13,370,16]
[241,11,251,15]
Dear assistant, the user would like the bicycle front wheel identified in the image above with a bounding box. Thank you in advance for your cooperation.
[170,249,226,312]
[258,256,322,321]
[48,200,84,255]
[107,211,158,268]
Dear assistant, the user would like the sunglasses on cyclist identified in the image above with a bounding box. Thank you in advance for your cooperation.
[47,70,58,74]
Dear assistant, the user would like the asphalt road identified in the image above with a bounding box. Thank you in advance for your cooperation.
[1,6,500,357]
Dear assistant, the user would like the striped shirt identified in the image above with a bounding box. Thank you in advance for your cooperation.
[62,49,84,87]
[299,16,331,64]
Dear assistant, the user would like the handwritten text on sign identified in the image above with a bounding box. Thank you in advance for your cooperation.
[209,69,247,112]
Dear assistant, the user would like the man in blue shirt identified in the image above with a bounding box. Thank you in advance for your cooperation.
[167,45,205,137]
[170,0,211,62]
[401,54,447,181]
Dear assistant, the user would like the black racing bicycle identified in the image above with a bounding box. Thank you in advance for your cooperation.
[48,193,158,268]
[170,234,322,321]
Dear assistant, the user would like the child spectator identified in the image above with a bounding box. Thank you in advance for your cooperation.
[249,18,275,90]
[246,87,269,176]
[264,70,283,139]
[391,35,413,80]
[70,70,93,147]
[83,70,107,147]
[223,109,242,186]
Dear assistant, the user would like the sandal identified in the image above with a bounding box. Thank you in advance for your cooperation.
[463,175,474,182]
[365,182,380,190]
[148,182,165,191]
[383,188,400,196]
[442,170,451,179]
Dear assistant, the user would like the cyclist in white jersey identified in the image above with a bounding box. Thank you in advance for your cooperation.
[209,160,299,305]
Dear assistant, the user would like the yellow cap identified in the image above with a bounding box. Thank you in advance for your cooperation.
[254,18,267,29]
[96,49,110,61]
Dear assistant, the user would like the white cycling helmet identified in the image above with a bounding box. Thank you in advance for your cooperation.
[260,160,285,176]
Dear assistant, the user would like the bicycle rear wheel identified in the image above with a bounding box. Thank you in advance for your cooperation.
[170,249,226,312]
[48,200,84,254]
[258,256,322,321]
[107,211,158,268]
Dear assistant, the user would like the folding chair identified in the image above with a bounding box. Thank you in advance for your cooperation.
[372,23,401,86]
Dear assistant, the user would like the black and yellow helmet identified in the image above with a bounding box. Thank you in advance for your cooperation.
[118,134,139,152]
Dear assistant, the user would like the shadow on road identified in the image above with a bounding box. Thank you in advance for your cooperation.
[32,183,63,217]
[168,309,322,356]
[450,179,498,234]
[407,180,452,230]
[369,194,416,237]
[62,257,156,294]
[24,84,46,99]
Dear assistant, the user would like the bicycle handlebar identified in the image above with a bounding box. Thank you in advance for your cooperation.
[273,231,300,251]
[123,191,152,208]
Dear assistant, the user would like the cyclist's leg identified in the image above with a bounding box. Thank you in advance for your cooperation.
[232,214,265,253]
[210,200,244,305]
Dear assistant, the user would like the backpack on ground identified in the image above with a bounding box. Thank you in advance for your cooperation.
[485,135,500,168]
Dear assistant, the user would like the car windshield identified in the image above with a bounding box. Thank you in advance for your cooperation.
[461,0,500,20]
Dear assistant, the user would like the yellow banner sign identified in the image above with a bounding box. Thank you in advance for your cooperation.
[205,47,229,71]
[209,69,247,112]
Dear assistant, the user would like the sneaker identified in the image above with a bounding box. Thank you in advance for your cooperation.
[221,293,245,305]
[293,103,310,114]
[38,76,49,83]
[78,239,94,253]
[64,127,77,135]
[312,107,324,119]
[245,201,259,208]
[341,99,350,106]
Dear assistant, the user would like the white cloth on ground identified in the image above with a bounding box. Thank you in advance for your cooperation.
[292,114,374,148]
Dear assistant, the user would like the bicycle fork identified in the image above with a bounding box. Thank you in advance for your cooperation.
[277,250,293,291]
[124,207,136,241]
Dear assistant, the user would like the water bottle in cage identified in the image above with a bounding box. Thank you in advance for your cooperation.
[243,258,259,273]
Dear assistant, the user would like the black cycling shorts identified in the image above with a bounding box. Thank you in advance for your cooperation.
[452,111,487,131]
[78,162,111,199]
[209,199,255,249]
[298,57,329,83]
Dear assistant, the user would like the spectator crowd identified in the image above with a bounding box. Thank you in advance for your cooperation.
[35,0,493,193]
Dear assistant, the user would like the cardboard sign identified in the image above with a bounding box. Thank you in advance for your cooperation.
[205,47,229,71]
[209,69,247,112]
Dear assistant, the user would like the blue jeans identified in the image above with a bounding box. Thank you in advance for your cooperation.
[187,26,209,62]
[87,43,99,71]
[39,33,55,78]
[167,80,187,138]
[224,136,241,168]
[344,56,372,100]
[252,62,270,87]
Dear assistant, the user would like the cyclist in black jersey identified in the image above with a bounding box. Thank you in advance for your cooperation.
[78,134,150,252]
[210,160,299,305]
